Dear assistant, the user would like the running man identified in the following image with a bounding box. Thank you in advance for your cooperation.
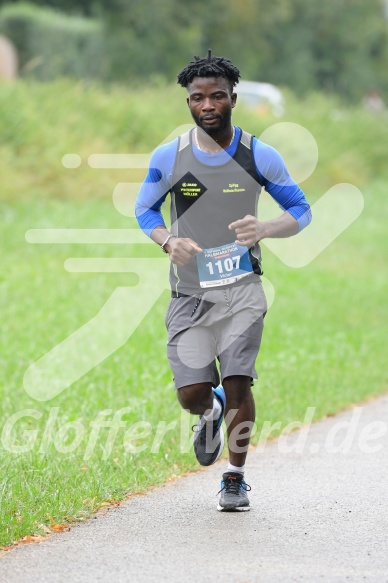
[135,52,312,511]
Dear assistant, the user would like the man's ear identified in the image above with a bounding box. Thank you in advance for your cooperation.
[231,92,237,108]
[186,96,190,107]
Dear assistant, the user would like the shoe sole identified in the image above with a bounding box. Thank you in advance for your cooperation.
[213,424,224,464]
[217,503,250,512]
[209,387,225,465]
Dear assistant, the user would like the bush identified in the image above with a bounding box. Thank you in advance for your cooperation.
[0,3,104,80]
[0,79,387,202]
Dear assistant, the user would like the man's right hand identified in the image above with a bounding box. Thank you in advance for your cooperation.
[165,237,202,267]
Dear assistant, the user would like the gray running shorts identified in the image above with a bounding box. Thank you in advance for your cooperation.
[165,280,267,390]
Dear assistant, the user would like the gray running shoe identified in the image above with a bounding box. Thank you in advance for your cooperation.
[217,472,251,512]
[192,386,225,466]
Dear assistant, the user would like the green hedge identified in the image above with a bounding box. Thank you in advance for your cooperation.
[0,3,104,80]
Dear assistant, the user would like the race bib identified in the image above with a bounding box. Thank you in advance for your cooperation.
[196,242,253,288]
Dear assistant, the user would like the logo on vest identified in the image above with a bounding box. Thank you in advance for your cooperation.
[223,183,246,193]
[173,171,207,198]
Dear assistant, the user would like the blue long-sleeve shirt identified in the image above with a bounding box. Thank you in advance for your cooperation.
[135,126,311,236]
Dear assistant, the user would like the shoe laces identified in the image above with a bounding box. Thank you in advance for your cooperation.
[217,475,251,496]
[191,416,218,434]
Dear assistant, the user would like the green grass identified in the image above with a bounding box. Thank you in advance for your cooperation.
[0,80,387,546]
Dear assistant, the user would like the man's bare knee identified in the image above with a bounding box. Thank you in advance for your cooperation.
[177,383,213,414]
[223,376,252,406]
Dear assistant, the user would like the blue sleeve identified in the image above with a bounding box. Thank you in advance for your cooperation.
[253,138,312,232]
[135,140,178,236]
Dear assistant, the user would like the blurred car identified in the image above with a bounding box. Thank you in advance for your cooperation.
[236,80,285,117]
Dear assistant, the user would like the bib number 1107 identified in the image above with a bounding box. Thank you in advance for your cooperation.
[196,242,253,288]
[205,255,241,275]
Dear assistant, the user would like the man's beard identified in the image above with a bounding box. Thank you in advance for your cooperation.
[190,109,232,137]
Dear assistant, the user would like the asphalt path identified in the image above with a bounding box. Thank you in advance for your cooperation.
[1,395,388,583]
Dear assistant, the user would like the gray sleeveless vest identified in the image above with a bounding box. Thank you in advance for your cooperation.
[169,128,263,295]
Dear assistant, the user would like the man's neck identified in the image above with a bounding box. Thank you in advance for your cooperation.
[195,125,235,153]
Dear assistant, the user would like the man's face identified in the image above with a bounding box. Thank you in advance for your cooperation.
[186,76,237,135]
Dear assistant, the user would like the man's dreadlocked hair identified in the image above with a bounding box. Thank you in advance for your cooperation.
[177,50,240,92]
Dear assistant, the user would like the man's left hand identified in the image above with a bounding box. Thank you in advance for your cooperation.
[228,215,265,247]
